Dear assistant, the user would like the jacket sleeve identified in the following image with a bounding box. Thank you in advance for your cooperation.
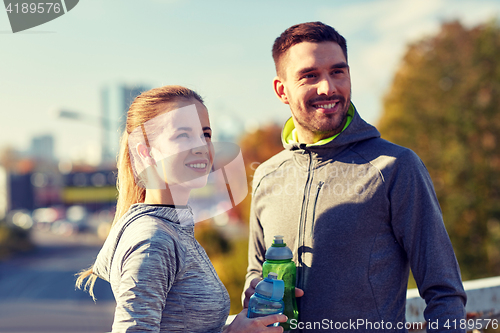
[112,237,177,333]
[243,179,267,304]
[388,149,466,332]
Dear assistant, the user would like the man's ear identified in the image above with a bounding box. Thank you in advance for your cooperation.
[136,143,156,166]
[273,76,289,105]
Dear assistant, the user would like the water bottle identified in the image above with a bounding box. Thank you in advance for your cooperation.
[262,235,298,331]
[247,272,285,327]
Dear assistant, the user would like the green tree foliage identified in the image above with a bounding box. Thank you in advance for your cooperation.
[378,20,500,280]
[0,221,33,260]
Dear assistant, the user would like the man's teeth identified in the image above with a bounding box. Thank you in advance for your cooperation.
[316,102,337,109]
[187,163,207,169]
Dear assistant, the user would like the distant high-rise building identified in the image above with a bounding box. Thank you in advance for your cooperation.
[101,84,149,163]
[29,134,54,161]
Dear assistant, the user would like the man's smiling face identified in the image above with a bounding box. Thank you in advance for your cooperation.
[274,41,351,143]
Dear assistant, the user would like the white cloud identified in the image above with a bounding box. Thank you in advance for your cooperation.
[374,0,442,34]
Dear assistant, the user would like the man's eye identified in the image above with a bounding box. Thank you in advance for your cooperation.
[204,132,212,139]
[303,74,316,79]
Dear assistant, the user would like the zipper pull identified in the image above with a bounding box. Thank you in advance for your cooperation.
[311,181,325,237]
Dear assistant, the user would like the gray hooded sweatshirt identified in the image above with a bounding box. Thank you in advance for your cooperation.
[245,105,466,332]
[93,204,230,332]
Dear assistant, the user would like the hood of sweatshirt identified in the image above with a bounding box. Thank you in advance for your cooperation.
[281,103,381,153]
[93,204,194,282]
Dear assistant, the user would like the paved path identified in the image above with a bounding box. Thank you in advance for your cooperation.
[0,229,116,333]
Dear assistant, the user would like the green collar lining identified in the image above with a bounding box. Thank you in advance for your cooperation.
[284,103,355,146]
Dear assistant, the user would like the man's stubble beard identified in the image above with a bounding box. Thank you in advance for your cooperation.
[292,97,351,137]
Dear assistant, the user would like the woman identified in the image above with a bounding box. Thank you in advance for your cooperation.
[76,85,285,332]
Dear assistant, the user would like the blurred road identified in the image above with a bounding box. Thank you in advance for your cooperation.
[0,228,116,333]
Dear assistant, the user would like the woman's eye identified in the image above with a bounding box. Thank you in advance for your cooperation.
[176,133,189,139]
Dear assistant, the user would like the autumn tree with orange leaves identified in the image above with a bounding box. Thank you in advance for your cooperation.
[378,20,500,280]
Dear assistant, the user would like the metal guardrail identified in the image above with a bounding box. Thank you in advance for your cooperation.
[406,276,500,332]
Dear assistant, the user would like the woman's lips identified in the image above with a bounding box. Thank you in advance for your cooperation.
[185,160,210,173]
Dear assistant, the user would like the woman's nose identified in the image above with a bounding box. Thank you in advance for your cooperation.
[191,145,208,155]
[191,137,209,155]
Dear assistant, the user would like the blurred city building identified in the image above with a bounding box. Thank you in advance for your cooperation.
[100,84,150,164]
[29,134,55,162]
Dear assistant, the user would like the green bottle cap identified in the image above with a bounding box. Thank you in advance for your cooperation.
[265,235,293,260]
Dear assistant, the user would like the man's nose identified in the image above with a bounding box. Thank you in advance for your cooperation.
[317,75,336,96]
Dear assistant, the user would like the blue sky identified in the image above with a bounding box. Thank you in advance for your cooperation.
[1,0,500,163]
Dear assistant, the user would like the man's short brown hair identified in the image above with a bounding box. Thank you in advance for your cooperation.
[272,21,348,77]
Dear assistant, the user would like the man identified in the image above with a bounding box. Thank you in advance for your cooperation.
[244,22,466,332]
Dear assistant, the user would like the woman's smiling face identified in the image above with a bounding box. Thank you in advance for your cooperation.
[149,98,213,190]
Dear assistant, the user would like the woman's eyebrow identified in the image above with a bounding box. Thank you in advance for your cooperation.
[175,127,192,132]
[174,126,212,131]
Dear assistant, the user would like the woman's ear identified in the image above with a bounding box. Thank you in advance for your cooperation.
[136,143,156,166]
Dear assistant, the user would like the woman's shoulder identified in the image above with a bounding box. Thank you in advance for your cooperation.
[94,211,186,282]
[110,214,187,273]
[120,213,182,248]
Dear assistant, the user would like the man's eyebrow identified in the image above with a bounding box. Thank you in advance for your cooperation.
[296,62,348,77]
[297,66,317,77]
[331,62,348,69]
[203,126,212,132]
